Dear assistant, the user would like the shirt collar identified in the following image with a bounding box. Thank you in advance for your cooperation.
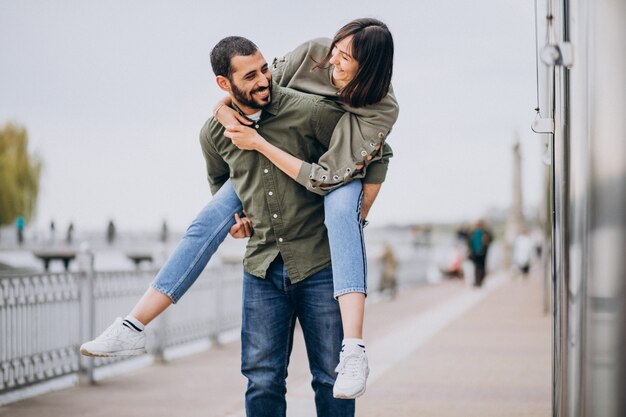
[263,83,281,116]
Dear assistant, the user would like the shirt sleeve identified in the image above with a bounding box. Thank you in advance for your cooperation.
[199,122,230,195]
[295,86,399,194]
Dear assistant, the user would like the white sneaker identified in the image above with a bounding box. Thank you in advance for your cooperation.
[333,344,370,399]
[80,317,147,357]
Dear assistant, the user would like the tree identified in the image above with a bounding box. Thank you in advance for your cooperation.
[0,123,42,227]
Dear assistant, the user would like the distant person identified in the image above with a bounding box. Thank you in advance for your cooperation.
[378,242,398,298]
[456,225,469,243]
[66,223,74,245]
[49,220,56,246]
[467,219,492,287]
[443,244,464,279]
[531,228,543,258]
[160,220,169,243]
[512,228,533,277]
[16,215,25,246]
[81,22,398,409]
[106,220,116,245]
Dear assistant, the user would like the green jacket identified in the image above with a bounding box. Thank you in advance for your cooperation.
[272,37,399,194]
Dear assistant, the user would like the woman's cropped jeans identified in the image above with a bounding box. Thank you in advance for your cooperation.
[151,179,367,302]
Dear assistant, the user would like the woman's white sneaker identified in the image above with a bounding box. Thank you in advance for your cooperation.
[333,343,370,399]
[80,317,147,357]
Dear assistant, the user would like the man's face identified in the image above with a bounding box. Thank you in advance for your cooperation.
[227,51,272,111]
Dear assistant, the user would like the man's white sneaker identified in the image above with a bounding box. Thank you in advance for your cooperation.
[333,344,370,399]
[80,317,147,357]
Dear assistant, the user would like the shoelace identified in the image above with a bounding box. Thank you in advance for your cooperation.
[336,352,364,379]
[96,320,124,340]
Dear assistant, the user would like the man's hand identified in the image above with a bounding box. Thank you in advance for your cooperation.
[224,125,266,151]
[229,213,253,238]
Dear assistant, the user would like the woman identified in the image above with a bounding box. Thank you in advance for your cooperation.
[80,18,398,400]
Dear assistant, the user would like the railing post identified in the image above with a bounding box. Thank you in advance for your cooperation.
[77,243,95,384]
[152,248,168,363]
[209,270,223,347]
[153,306,168,364]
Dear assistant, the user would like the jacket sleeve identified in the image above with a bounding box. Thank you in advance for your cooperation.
[295,86,399,194]
[363,142,393,184]
[271,40,312,87]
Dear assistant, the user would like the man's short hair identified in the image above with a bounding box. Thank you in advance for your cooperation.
[210,36,259,79]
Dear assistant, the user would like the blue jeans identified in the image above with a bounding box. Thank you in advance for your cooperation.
[151,180,366,302]
[241,256,355,417]
[324,180,367,297]
[151,180,243,302]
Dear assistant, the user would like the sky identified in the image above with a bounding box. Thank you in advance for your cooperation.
[0,0,544,232]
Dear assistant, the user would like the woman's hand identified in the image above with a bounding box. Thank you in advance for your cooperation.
[224,125,267,151]
[214,97,252,128]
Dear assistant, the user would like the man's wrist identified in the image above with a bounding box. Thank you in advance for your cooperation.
[213,104,224,117]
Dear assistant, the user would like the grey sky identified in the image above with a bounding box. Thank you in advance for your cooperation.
[0,0,542,232]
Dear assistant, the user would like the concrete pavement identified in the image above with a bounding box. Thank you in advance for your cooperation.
[0,272,550,417]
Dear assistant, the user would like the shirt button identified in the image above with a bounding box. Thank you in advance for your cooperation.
[268,191,273,196]
[273,214,278,218]
[278,238,284,242]
[264,169,269,174]
[255,124,260,129]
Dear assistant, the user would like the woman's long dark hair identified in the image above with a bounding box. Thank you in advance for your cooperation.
[316,18,394,108]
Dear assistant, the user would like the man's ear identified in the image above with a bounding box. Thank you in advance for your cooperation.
[216,75,232,93]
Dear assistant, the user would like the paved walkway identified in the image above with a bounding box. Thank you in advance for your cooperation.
[0,272,551,417]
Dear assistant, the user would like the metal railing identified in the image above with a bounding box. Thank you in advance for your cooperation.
[0,257,243,399]
[0,237,434,405]
[0,272,81,391]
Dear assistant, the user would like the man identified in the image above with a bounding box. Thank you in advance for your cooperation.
[203,36,353,417]
[467,219,493,287]
[16,215,25,246]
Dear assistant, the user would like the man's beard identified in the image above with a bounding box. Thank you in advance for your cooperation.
[231,79,272,110]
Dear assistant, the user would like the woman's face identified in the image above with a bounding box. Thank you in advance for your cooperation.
[330,35,359,88]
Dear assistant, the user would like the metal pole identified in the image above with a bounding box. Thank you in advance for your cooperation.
[210,273,223,347]
[563,0,590,415]
[77,243,95,384]
[154,302,168,364]
[542,0,573,414]
[533,0,555,317]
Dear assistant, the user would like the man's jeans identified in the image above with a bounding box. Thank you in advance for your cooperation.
[241,256,355,417]
[151,180,366,302]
